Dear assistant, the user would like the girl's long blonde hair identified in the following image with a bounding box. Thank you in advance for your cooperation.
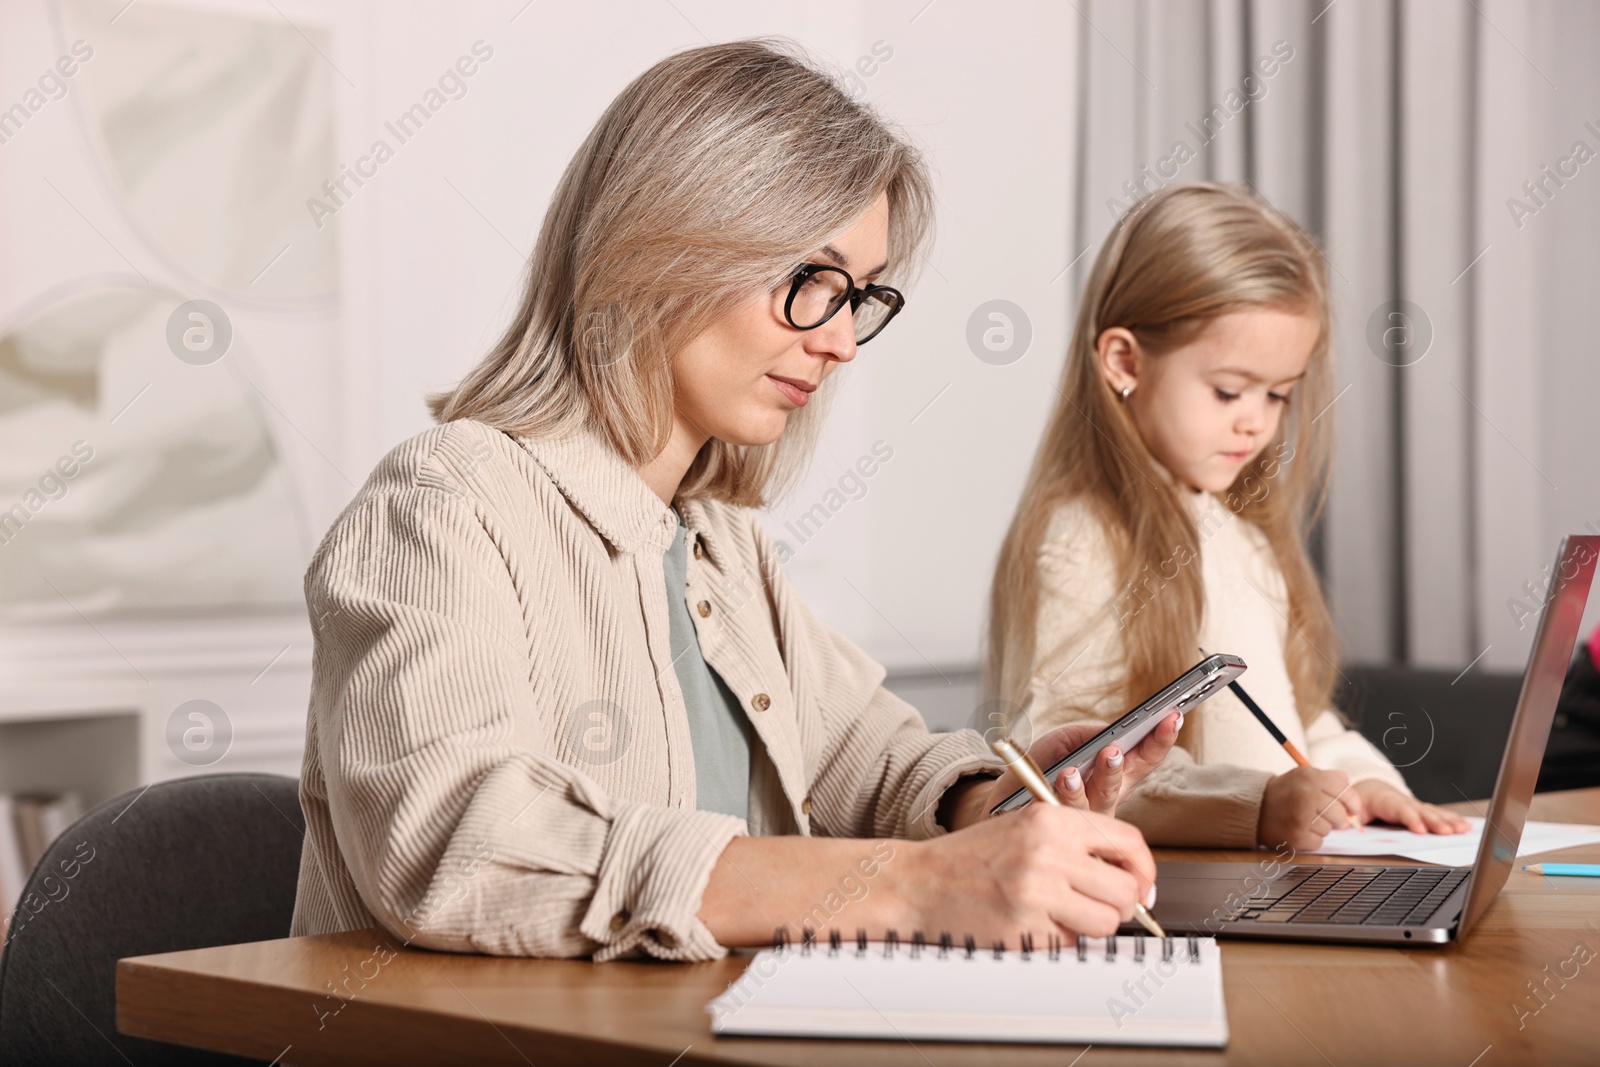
[429,39,934,507]
[987,183,1337,728]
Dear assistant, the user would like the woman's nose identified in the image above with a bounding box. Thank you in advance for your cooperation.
[808,307,858,363]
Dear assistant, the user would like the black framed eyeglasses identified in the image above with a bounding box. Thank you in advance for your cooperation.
[781,264,905,344]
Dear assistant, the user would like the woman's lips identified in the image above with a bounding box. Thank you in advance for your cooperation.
[767,374,815,407]
[1220,450,1253,463]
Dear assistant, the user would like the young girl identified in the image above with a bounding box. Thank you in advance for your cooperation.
[987,183,1469,850]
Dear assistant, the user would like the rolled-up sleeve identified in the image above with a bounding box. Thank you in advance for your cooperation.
[1114,746,1271,847]
[304,487,743,961]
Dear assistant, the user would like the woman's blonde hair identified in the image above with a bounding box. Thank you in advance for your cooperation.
[429,39,934,506]
[987,183,1337,729]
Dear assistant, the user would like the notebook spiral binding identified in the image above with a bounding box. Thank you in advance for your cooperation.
[772,926,1205,963]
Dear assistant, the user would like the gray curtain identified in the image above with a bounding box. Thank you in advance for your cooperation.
[1066,0,1598,673]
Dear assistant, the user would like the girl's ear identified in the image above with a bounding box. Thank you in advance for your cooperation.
[1095,327,1141,397]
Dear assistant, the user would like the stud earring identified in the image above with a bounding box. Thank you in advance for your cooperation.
[1119,385,1133,401]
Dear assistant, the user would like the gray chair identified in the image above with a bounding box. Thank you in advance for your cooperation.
[1341,662,1600,802]
[0,773,306,1065]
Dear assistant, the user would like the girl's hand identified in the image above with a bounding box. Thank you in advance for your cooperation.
[1352,780,1471,834]
[1257,766,1359,850]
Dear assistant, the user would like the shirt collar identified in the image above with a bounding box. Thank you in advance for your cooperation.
[675,497,726,569]
[512,423,676,555]
[510,423,735,561]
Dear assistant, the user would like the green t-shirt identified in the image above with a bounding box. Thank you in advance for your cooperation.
[663,512,752,822]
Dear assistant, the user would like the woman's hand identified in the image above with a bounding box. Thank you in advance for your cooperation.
[1352,780,1471,834]
[706,716,1178,947]
[944,711,1184,830]
[1020,713,1185,814]
[899,804,1158,940]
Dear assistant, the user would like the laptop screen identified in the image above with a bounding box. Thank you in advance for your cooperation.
[1458,535,1599,937]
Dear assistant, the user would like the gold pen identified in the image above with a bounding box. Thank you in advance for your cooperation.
[989,736,1167,940]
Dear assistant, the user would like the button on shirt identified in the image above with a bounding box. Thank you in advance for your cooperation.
[663,511,752,821]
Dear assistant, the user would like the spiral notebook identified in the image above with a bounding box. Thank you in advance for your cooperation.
[708,931,1227,1047]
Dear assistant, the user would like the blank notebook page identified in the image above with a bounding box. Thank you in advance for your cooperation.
[708,935,1227,1048]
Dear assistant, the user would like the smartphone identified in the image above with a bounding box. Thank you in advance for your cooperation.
[988,652,1247,815]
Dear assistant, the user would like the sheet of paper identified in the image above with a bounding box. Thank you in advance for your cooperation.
[1310,817,1600,866]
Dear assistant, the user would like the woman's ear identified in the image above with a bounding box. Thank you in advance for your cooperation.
[1095,327,1141,398]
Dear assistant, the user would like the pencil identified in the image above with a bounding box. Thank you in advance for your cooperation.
[1223,676,1361,832]
[1224,679,1306,761]
[1522,863,1600,877]
[1197,648,1360,832]
[988,736,1167,939]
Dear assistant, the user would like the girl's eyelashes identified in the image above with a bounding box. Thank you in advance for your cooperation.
[1213,385,1294,404]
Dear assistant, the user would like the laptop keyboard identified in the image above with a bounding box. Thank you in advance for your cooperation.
[1224,865,1471,926]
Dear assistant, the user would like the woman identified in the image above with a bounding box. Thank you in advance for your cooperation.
[291,39,1182,962]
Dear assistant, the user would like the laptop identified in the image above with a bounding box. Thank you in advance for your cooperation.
[1142,534,1598,945]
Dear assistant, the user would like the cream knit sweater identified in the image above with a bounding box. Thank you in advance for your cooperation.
[290,420,997,961]
[1023,487,1410,847]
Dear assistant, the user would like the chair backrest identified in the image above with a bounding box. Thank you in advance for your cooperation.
[1343,666,1524,802]
[0,773,305,1065]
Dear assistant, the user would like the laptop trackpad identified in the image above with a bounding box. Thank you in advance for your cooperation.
[1150,861,1289,927]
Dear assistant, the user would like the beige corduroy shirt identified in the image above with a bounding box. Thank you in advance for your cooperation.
[290,419,997,961]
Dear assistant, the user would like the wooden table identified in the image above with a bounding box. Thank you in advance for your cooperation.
[117,790,1600,1066]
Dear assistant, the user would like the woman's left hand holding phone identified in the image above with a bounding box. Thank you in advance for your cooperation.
[942,712,1184,830]
[1010,712,1184,814]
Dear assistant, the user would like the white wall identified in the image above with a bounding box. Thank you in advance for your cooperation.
[6,0,1599,731]
[339,0,1081,681]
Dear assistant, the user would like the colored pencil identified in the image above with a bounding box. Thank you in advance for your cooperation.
[1522,863,1600,877]
[1199,647,1360,832]
[1225,678,1361,832]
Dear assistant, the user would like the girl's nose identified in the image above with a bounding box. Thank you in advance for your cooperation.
[1235,400,1269,435]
